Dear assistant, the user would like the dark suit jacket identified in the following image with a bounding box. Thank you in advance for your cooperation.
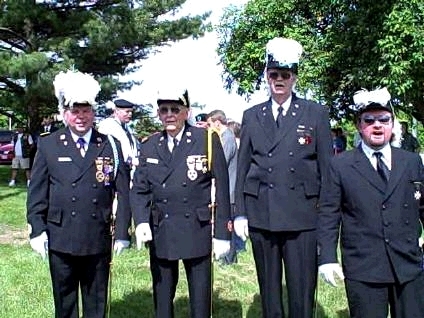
[27,127,131,256]
[130,125,231,260]
[318,147,424,284]
[235,95,333,231]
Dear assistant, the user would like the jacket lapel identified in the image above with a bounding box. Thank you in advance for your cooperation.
[257,100,276,145]
[384,147,407,200]
[273,96,304,147]
[352,147,386,194]
[169,126,195,170]
[155,130,172,167]
[76,130,107,179]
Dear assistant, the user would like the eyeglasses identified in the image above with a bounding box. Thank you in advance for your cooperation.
[268,71,292,80]
[159,106,181,115]
[361,114,392,125]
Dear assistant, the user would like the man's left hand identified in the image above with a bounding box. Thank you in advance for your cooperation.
[114,240,130,255]
[212,239,230,260]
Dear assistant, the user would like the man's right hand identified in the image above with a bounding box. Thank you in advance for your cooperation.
[29,231,48,260]
[318,263,345,287]
[233,216,249,241]
[135,223,152,249]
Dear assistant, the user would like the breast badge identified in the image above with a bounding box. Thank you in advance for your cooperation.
[413,182,422,200]
[95,157,114,186]
[297,125,313,145]
[186,155,208,181]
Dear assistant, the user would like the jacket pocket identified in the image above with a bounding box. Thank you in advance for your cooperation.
[303,181,319,197]
[196,207,211,222]
[244,180,260,197]
[47,207,62,225]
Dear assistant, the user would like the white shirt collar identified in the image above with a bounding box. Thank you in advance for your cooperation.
[167,128,185,149]
[272,95,292,119]
[70,129,92,146]
[361,142,392,170]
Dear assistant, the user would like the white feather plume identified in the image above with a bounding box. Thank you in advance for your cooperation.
[353,87,391,110]
[53,70,101,113]
[105,100,116,110]
[265,38,303,66]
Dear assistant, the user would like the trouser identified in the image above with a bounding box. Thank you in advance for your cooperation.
[250,228,317,318]
[49,250,110,318]
[150,251,211,318]
[345,272,424,318]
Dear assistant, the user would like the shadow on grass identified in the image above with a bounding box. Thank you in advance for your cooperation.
[0,188,27,201]
[246,293,331,318]
[111,289,243,318]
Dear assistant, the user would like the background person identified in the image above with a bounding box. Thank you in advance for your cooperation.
[233,37,333,318]
[207,109,240,264]
[130,87,231,318]
[318,87,424,318]
[27,70,131,318]
[98,98,138,254]
[400,121,420,153]
[9,125,34,187]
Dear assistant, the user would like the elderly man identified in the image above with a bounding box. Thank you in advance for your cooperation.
[130,87,231,318]
[27,70,131,318]
[234,37,333,318]
[318,87,424,318]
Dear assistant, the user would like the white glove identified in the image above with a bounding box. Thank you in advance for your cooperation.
[318,263,345,287]
[212,238,231,260]
[29,231,48,260]
[114,240,130,255]
[135,223,152,249]
[233,216,249,241]
[419,237,424,248]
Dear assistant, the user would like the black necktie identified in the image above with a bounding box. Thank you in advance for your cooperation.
[171,138,178,154]
[122,124,134,148]
[276,106,284,128]
[374,152,390,183]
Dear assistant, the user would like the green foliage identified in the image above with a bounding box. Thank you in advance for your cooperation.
[217,0,424,124]
[0,1,210,133]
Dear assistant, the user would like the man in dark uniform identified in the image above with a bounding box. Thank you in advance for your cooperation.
[27,70,131,318]
[233,37,333,318]
[130,87,231,318]
[400,121,420,153]
[318,87,424,318]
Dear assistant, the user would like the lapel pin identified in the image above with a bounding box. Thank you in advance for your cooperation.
[63,141,68,146]
[186,132,192,137]
[292,112,296,116]
[294,104,299,109]
[187,139,191,143]
[60,134,66,140]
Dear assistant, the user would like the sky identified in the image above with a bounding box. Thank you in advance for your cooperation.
[118,0,268,123]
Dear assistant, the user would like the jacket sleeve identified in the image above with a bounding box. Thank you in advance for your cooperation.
[114,139,131,241]
[130,149,153,226]
[316,105,334,196]
[234,111,251,217]
[26,138,49,238]
[211,131,231,241]
[317,157,342,265]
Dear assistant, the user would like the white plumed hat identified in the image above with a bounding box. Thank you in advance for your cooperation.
[53,69,101,113]
[265,37,303,73]
[156,86,190,108]
[352,87,392,113]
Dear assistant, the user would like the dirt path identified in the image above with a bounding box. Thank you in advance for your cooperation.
[0,224,27,245]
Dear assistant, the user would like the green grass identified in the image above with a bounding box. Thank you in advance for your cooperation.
[0,165,349,318]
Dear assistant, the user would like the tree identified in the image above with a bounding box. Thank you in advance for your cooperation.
[217,0,424,123]
[0,0,210,132]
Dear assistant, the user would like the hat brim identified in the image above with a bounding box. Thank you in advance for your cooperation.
[359,102,393,114]
[157,99,189,108]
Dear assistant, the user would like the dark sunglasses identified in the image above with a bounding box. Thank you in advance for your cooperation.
[268,71,292,80]
[361,114,392,125]
[159,106,181,115]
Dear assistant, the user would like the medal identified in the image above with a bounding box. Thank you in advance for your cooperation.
[96,171,105,182]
